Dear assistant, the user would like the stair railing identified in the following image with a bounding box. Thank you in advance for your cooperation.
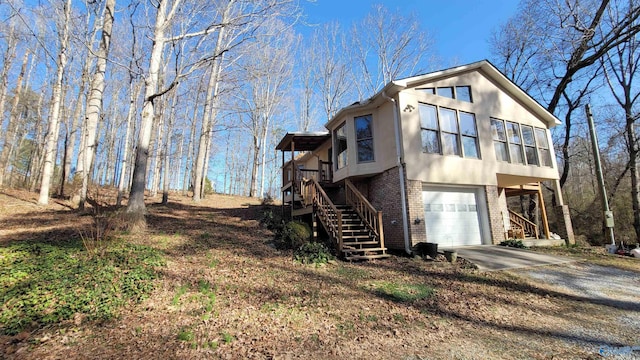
[344,179,384,250]
[508,210,538,239]
[301,178,343,251]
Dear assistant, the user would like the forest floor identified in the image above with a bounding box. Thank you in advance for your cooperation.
[1,188,640,360]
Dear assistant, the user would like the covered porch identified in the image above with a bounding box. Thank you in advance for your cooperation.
[275,132,333,208]
[497,174,568,244]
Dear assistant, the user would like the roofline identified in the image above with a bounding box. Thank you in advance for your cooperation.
[324,60,561,129]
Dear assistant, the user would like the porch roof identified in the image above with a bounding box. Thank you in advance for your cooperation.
[275,132,330,151]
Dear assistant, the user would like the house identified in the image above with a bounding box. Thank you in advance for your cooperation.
[276,60,575,260]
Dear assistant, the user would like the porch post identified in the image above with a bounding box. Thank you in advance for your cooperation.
[290,140,295,218]
[538,182,550,239]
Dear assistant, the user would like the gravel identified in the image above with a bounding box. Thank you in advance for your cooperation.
[516,263,640,359]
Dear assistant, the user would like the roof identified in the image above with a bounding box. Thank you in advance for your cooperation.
[275,132,330,151]
[325,60,562,129]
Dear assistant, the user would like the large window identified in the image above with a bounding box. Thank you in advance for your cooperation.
[521,125,538,166]
[419,104,441,154]
[459,112,479,159]
[535,128,552,167]
[506,121,524,164]
[334,123,348,169]
[419,103,479,158]
[355,114,374,162]
[491,119,509,162]
[491,118,552,167]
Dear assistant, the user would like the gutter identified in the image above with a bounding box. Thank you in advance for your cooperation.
[382,90,412,255]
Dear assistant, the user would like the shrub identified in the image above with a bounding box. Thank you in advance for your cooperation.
[499,239,528,249]
[260,209,283,232]
[294,242,335,265]
[275,221,311,249]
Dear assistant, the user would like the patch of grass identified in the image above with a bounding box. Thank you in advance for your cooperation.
[172,284,189,306]
[373,282,434,303]
[336,320,354,334]
[221,331,233,344]
[178,328,194,342]
[0,240,165,335]
[334,265,369,280]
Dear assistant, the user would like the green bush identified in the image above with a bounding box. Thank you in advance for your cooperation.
[260,209,283,232]
[294,242,335,265]
[499,239,528,249]
[275,221,311,249]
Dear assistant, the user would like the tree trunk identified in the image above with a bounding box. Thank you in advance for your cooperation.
[127,0,172,216]
[117,81,140,206]
[38,0,72,205]
[78,0,115,210]
[0,51,28,187]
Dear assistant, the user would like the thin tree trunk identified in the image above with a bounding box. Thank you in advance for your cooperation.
[162,88,178,204]
[38,0,72,205]
[0,51,28,186]
[78,0,115,210]
[127,0,172,216]
[117,81,140,206]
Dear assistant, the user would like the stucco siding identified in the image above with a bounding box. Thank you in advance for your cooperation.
[398,70,560,186]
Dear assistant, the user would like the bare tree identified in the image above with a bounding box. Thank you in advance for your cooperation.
[349,4,434,98]
[602,16,640,240]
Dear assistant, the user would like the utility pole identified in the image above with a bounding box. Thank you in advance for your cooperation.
[586,104,615,246]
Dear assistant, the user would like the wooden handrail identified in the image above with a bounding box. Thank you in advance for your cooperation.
[301,178,343,251]
[344,179,384,249]
[508,210,538,239]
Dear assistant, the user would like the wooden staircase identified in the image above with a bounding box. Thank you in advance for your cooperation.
[300,178,389,260]
[508,210,538,239]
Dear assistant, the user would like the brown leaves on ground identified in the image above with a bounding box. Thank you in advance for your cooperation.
[1,189,638,359]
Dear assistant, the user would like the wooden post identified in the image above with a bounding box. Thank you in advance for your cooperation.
[538,182,550,239]
[337,211,343,253]
[290,140,295,218]
[377,211,385,249]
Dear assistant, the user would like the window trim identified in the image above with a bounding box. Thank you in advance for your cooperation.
[355,114,375,163]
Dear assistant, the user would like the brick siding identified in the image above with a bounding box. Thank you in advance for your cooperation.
[485,185,506,244]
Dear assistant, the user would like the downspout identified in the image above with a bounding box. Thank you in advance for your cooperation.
[382,90,412,255]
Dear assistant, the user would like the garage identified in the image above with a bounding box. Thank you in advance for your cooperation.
[422,187,485,247]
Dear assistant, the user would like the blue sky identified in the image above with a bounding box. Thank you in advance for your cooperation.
[301,0,520,65]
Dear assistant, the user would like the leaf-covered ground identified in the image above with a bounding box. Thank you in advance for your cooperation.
[1,188,639,359]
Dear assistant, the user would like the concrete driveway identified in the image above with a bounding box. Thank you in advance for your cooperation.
[453,245,575,271]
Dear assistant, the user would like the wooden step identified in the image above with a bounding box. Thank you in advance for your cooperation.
[344,253,391,261]
[342,247,387,253]
[342,241,379,246]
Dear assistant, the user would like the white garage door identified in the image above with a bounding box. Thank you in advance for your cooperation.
[422,188,483,247]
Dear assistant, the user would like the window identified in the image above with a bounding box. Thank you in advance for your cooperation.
[521,125,538,166]
[437,87,454,99]
[535,128,552,167]
[419,103,480,159]
[492,118,553,167]
[506,121,524,164]
[418,87,435,95]
[419,104,440,154]
[491,119,509,162]
[334,123,347,169]
[419,86,473,102]
[455,86,472,102]
[439,108,460,155]
[355,114,374,163]
[459,112,479,159]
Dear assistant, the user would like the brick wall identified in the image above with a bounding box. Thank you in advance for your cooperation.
[406,178,427,247]
[365,166,407,251]
[485,185,506,245]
